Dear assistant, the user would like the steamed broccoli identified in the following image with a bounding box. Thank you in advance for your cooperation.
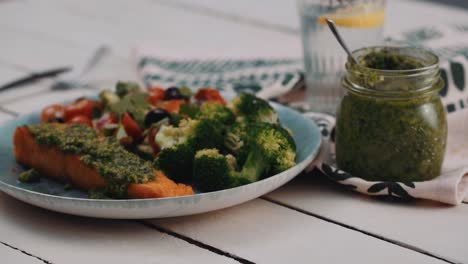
[194,122,296,192]
[155,143,194,182]
[153,118,224,181]
[193,148,265,192]
[115,81,140,98]
[196,102,235,125]
[254,122,296,173]
[224,121,296,171]
[230,93,279,124]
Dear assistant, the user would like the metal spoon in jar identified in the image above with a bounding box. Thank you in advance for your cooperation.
[325,18,359,65]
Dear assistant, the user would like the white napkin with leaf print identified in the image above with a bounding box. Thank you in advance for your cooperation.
[135,24,468,205]
[134,45,303,99]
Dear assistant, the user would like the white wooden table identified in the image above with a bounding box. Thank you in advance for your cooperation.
[1,1,467,263]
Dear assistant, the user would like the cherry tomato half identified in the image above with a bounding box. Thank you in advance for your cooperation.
[40,104,65,123]
[63,99,101,121]
[121,112,143,140]
[194,88,225,105]
[67,115,92,127]
[147,87,165,105]
[158,99,186,113]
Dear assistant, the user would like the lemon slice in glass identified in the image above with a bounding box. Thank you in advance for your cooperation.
[317,3,385,28]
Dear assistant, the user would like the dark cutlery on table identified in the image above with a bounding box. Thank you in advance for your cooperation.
[0,67,72,92]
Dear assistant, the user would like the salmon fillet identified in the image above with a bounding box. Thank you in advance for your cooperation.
[13,126,193,198]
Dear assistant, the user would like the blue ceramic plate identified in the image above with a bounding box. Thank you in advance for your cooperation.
[0,103,321,219]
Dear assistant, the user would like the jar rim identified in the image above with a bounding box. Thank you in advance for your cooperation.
[349,46,439,75]
[343,46,443,99]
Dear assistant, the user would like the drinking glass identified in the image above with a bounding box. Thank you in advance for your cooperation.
[298,0,386,114]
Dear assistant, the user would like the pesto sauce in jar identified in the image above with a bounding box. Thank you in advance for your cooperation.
[360,48,424,70]
[336,47,447,182]
[27,124,154,197]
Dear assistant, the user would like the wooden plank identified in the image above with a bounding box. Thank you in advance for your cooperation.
[2,88,98,114]
[0,0,302,111]
[149,199,445,264]
[0,64,28,85]
[0,82,50,107]
[49,0,299,57]
[0,111,14,123]
[154,0,298,35]
[0,0,301,105]
[0,242,43,264]
[265,175,468,263]
[0,54,136,107]
[162,0,468,36]
[0,24,92,72]
[0,193,237,264]
[0,0,301,67]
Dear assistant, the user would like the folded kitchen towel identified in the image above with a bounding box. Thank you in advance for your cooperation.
[134,24,468,205]
[135,45,303,100]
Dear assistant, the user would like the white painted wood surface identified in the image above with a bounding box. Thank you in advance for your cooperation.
[0,111,13,123]
[266,176,468,263]
[0,193,237,264]
[4,88,97,114]
[162,0,468,36]
[151,199,444,264]
[0,243,42,264]
[0,64,27,84]
[0,0,466,263]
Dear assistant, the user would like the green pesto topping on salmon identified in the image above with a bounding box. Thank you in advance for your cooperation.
[26,124,154,197]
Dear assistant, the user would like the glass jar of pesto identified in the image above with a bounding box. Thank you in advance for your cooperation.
[336,46,447,182]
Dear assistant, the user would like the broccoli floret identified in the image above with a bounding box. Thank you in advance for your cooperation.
[226,122,296,172]
[154,118,224,181]
[196,102,235,125]
[254,123,296,173]
[189,118,224,150]
[192,149,238,192]
[154,143,194,182]
[230,93,278,124]
[115,81,140,98]
[195,123,297,192]
[154,119,198,149]
[193,148,265,192]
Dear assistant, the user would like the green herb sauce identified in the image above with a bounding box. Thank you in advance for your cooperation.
[360,49,424,70]
[27,124,155,197]
[336,49,447,182]
[336,93,446,182]
[18,169,41,183]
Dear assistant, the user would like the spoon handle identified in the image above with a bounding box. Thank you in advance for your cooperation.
[325,18,359,65]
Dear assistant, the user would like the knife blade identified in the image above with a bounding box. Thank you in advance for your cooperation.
[0,66,72,92]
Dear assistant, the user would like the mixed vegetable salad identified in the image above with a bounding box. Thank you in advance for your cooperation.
[39,81,297,192]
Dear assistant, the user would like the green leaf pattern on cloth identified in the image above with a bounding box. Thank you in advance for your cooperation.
[138,57,303,99]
